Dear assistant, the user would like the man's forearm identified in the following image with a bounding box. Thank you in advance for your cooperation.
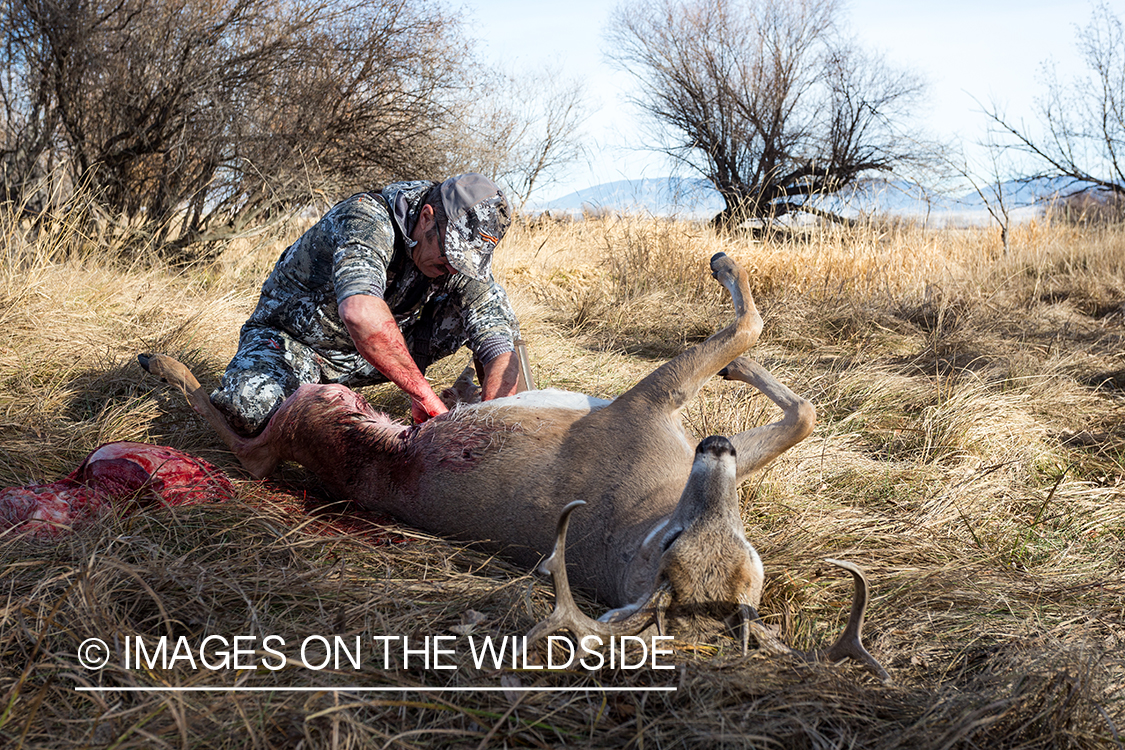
[481,351,520,401]
[339,295,447,417]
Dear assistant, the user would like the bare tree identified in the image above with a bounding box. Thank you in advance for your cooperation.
[445,64,588,209]
[0,0,470,257]
[605,0,928,228]
[0,0,71,210]
[951,138,1017,255]
[495,67,588,209]
[984,2,1125,198]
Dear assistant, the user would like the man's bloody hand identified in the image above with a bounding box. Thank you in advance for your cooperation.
[411,394,449,424]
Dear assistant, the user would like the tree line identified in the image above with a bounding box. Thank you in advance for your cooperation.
[0,0,585,258]
[606,0,1123,230]
[1,0,1120,259]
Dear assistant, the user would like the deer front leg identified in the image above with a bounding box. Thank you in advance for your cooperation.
[440,364,481,408]
[719,356,815,482]
[617,253,763,413]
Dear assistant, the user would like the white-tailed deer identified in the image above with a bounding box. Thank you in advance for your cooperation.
[140,252,888,680]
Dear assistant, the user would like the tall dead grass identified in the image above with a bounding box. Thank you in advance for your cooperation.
[1,199,1122,748]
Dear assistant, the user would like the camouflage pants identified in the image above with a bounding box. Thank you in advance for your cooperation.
[211,294,481,436]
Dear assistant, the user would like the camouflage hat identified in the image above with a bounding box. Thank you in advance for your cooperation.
[440,173,511,282]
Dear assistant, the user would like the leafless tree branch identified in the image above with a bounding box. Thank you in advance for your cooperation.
[0,0,477,258]
[982,2,1125,199]
[605,0,929,228]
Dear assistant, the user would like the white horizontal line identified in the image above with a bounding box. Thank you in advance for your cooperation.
[75,686,677,693]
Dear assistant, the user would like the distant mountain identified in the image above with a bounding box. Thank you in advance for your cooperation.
[952,175,1098,209]
[529,175,1105,224]
[528,177,724,219]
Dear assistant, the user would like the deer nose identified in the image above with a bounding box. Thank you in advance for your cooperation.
[696,435,736,458]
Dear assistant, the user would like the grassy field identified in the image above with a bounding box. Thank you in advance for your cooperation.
[1,201,1123,748]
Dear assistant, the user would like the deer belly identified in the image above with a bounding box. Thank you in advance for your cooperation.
[479,389,611,412]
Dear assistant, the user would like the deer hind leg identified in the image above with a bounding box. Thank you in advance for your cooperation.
[616,252,763,412]
[138,354,280,478]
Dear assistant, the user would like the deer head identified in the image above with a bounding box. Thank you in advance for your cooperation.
[525,436,890,682]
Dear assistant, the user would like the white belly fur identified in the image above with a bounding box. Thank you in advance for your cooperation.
[476,389,612,412]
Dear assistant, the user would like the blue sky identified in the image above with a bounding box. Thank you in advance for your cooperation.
[469,0,1098,200]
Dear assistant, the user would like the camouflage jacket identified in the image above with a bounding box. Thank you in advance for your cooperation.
[244,181,518,369]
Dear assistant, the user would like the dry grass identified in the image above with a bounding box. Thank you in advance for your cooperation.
[1,201,1123,748]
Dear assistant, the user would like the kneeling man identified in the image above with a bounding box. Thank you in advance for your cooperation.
[212,173,521,435]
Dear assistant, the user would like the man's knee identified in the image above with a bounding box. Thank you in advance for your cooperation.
[210,372,289,437]
[214,327,320,435]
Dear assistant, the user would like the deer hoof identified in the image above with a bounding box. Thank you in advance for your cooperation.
[710,252,735,280]
[138,353,175,385]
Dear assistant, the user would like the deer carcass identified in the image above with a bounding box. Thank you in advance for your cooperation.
[140,252,888,679]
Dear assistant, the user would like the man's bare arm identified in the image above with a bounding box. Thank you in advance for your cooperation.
[338,294,448,422]
[481,351,520,401]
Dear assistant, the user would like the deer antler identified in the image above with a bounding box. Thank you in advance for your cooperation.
[525,501,670,668]
[741,559,890,683]
[528,507,888,679]
[815,559,890,681]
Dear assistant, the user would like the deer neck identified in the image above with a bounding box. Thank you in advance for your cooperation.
[264,384,413,501]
